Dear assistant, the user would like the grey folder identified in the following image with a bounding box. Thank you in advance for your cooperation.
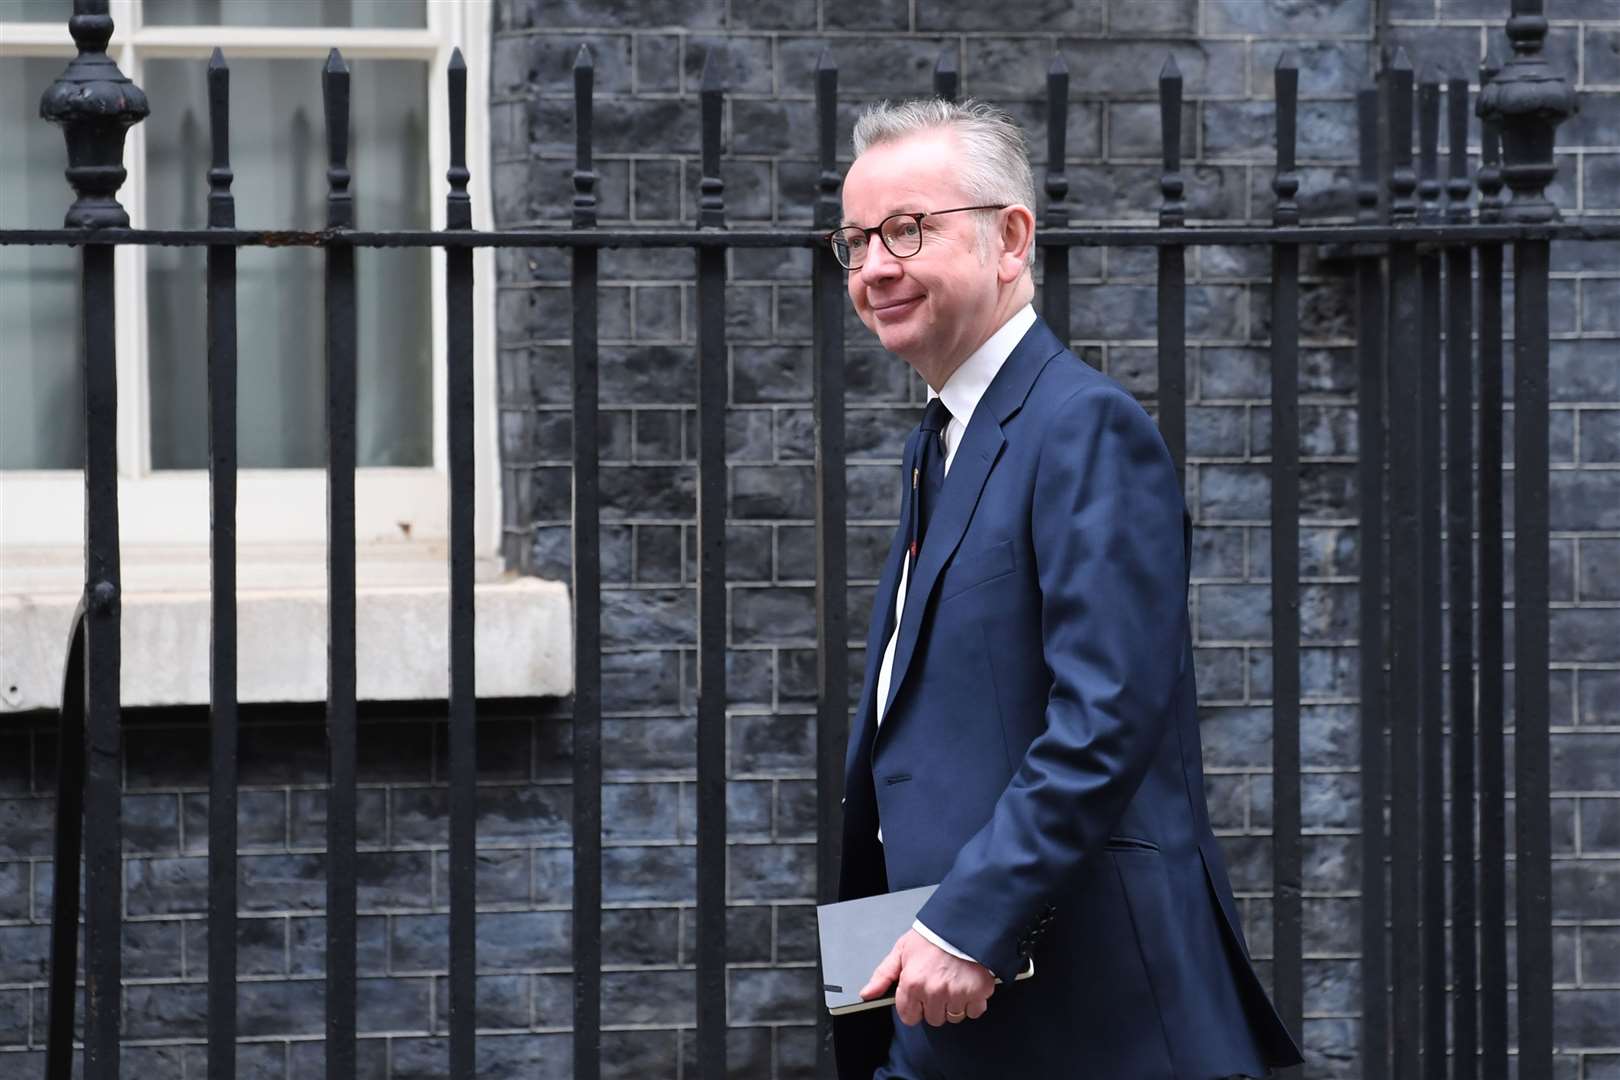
[817,884,1033,1016]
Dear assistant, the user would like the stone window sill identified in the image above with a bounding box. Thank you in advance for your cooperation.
[0,544,573,714]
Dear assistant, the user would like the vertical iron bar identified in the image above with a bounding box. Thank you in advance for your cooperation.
[322,49,359,1080]
[81,240,121,1080]
[1043,54,1070,343]
[933,48,958,103]
[1384,52,1423,1080]
[1157,55,1187,486]
[1444,72,1478,1080]
[1268,55,1303,1073]
[1355,73,1389,1080]
[36,4,147,1075]
[1511,224,1554,1080]
[205,47,240,1080]
[45,613,87,1080]
[1478,8,1575,1072]
[1473,63,1508,1080]
[695,52,729,1080]
[570,44,604,1080]
[812,49,847,1080]
[1416,70,1448,1077]
[445,47,479,1080]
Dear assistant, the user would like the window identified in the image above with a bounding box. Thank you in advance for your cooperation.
[0,0,499,554]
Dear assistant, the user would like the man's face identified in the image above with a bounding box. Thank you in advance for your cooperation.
[841,130,1002,382]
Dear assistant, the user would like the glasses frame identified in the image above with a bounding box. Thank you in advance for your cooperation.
[825,204,1008,270]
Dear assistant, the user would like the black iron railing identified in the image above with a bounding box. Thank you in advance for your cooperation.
[5,0,1617,1078]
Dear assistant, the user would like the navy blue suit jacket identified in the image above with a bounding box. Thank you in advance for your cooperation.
[836,317,1305,1079]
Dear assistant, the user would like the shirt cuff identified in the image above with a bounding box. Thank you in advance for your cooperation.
[913,919,981,965]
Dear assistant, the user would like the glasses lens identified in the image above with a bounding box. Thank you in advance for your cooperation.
[880,214,923,258]
[831,227,865,268]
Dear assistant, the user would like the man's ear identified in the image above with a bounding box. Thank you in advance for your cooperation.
[996,204,1037,285]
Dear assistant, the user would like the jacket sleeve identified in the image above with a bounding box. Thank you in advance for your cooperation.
[915,383,1189,981]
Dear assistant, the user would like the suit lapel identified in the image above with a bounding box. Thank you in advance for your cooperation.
[878,419,1004,722]
[847,428,920,783]
[875,316,1067,731]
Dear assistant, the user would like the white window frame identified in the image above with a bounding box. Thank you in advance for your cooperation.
[0,0,501,558]
[0,2,575,717]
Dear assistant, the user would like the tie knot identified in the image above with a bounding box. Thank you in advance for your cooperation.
[921,397,951,435]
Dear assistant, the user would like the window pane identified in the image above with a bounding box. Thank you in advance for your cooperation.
[0,0,74,21]
[0,56,84,470]
[144,58,433,470]
[143,0,426,28]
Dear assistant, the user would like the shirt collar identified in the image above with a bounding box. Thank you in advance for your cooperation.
[929,303,1037,431]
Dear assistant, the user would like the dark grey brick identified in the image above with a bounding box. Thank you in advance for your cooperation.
[775,780,817,841]
[732,464,813,520]
[495,33,633,97]
[603,969,695,1027]
[730,714,814,775]
[238,979,326,1038]
[0,734,28,796]
[603,844,695,903]
[0,862,28,922]
[731,967,818,1024]
[0,798,53,858]
[1206,0,1370,34]
[1061,41,1246,98]
[601,1028,679,1079]
[121,918,183,979]
[0,987,27,1045]
[526,0,724,28]
[1110,0,1196,33]
[126,855,208,917]
[602,906,680,966]
[603,717,697,775]
[602,587,696,648]
[728,843,816,901]
[125,725,209,788]
[0,925,48,983]
[732,586,816,644]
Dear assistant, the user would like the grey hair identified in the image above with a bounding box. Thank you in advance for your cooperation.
[851,98,1037,233]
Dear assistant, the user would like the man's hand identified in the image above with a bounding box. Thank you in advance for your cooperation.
[859,929,995,1027]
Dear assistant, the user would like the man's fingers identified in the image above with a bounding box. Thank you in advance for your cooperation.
[965,997,988,1020]
[894,978,923,1027]
[859,943,902,1000]
[922,986,947,1028]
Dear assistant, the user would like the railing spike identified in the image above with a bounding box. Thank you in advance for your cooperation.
[575,42,592,70]
[1160,53,1180,80]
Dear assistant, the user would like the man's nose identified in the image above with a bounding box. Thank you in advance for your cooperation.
[859,240,902,283]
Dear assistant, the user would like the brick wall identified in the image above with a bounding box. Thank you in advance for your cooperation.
[0,0,1613,1077]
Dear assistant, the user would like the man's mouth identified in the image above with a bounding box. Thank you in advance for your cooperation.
[871,295,923,321]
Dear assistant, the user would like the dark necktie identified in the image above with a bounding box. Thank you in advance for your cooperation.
[911,398,951,562]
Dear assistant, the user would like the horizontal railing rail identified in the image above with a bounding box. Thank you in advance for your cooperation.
[4,221,1619,248]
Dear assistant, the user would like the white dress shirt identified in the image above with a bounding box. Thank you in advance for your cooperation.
[872,303,1037,965]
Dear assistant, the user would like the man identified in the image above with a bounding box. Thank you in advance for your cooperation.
[830,99,1305,1079]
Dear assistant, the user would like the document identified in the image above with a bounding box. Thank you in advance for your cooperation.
[817,884,1034,1016]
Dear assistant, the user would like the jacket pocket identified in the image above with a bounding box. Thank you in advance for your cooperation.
[1105,835,1161,853]
[939,538,1015,602]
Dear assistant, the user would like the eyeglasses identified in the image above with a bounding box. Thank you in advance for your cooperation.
[825,204,1007,270]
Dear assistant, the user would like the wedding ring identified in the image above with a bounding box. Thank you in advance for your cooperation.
[946,1008,966,1021]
